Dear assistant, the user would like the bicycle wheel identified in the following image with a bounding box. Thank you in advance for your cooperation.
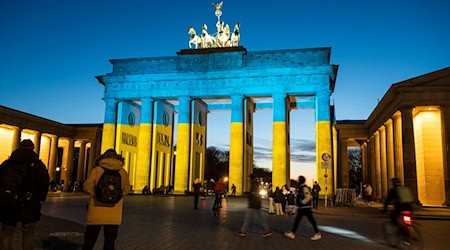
[382,221,400,247]
[402,224,424,250]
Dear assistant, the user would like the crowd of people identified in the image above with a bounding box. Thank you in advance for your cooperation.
[1,139,416,248]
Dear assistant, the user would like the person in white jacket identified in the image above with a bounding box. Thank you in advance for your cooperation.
[284,176,322,241]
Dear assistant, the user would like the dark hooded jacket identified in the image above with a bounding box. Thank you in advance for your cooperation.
[0,148,50,224]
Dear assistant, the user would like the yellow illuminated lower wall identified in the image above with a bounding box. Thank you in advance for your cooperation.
[413,110,445,206]
[316,121,333,196]
[272,121,287,190]
[229,122,244,195]
[135,123,152,192]
[101,123,116,153]
[174,123,190,194]
[0,127,13,163]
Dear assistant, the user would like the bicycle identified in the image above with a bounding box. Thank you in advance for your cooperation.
[382,210,423,249]
[213,192,222,216]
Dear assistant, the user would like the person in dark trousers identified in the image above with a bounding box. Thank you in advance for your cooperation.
[239,174,272,237]
[0,139,50,250]
[284,175,322,241]
[312,181,321,209]
[82,149,131,250]
[193,177,202,209]
[231,183,236,196]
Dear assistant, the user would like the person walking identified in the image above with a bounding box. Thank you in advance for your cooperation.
[365,184,373,205]
[312,181,321,209]
[239,174,272,237]
[193,177,202,209]
[284,175,322,241]
[0,139,50,250]
[231,183,236,196]
[82,149,131,250]
[212,178,225,212]
[281,184,289,214]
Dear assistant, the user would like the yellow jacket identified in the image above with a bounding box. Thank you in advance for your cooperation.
[83,157,131,225]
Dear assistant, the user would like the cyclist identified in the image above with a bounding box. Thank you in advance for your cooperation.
[383,178,414,235]
[213,178,225,212]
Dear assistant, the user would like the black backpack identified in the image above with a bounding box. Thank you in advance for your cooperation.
[0,160,33,210]
[95,167,122,204]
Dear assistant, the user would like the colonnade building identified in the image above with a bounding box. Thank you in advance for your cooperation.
[0,105,102,190]
[335,67,450,206]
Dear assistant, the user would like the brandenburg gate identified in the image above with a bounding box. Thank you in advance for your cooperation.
[96,3,338,195]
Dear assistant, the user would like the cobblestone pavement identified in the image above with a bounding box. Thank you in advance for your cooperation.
[6,193,450,249]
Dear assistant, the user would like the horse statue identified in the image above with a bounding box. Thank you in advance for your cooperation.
[188,26,202,49]
[230,22,240,47]
[215,21,230,47]
[201,24,216,48]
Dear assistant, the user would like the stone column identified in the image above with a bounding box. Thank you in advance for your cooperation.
[48,135,59,181]
[61,139,75,192]
[101,99,118,152]
[385,119,396,188]
[11,127,22,151]
[174,96,191,194]
[33,131,41,155]
[440,106,450,206]
[375,131,382,200]
[393,114,404,185]
[136,98,153,192]
[229,95,245,195]
[361,142,368,184]
[272,94,289,190]
[369,136,377,194]
[380,126,388,198]
[339,139,349,187]
[315,91,333,196]
[77,141,86,181]
[400,107,419,204]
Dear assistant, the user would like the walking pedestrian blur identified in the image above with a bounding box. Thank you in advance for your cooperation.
[213,178,225,211]
[273,187,285,215]
[81,149,131,250]
[365,184,373,205]
[231,183,236,196]
[312,181,321,209]
[239,174,272,237]
[0,139,50,250]
[286,190,296,215]
[284,175,322,241]
[281,184,289,214]
[193,177,202,209]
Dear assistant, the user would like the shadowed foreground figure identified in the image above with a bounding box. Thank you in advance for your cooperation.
[0,139,49,250]
[239,174,272,237]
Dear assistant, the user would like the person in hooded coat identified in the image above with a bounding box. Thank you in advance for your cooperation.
[82,149,131,250]
[0,139,49,250]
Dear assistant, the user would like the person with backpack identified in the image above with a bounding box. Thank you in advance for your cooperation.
[284,175,322,241]
[0,139,50,250]
[382,178,414,232]
[82,149,131,250]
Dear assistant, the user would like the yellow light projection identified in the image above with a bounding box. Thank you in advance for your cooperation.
[0,125,14,162]
[413,107,445,206]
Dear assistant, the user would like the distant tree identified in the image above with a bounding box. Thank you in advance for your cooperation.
[348,147,362,193]
[252,165,271,183]
[204,146,229,181]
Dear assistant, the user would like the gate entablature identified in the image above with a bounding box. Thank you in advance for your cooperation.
[98,47,337,101]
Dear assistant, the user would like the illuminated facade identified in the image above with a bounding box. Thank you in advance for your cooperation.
[97,47,338,195]
[335,67,450,206]
[0,106,102,190]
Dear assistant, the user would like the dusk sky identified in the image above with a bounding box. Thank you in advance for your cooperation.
[1,0,449,180]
